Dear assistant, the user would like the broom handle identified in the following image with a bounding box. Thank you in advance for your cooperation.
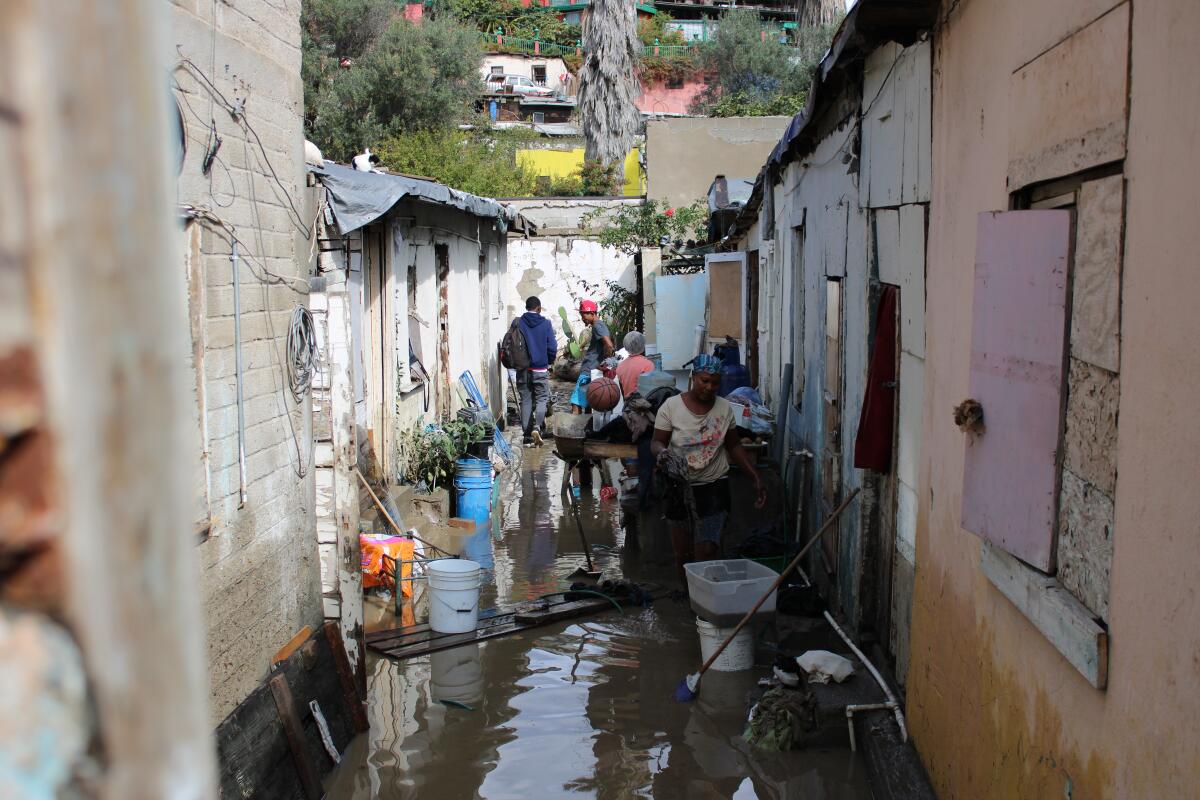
[696,487,860,677]
[355,468,451,557]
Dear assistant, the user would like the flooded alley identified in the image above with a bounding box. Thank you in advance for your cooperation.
[325,447,872,799]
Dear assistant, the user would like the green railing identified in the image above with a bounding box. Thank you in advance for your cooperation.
[479,32,702,60]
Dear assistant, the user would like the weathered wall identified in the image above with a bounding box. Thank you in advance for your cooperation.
[909,0,1200,796]
[637,80,706,116]
[645,116,792,209]
[171,0,323,724]
[502,197,639,351]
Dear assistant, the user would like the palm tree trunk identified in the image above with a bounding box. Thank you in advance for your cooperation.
[577,0,642,172]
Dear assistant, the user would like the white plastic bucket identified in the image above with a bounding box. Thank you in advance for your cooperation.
[696,617,754,672]
[427,559,482,634]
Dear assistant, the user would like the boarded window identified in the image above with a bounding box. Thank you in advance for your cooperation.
[961,210,1071,571]
[705,255,744,340]
[532,65,547,85]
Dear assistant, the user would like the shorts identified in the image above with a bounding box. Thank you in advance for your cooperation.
[570,371,592,408]
[665,477,731,545]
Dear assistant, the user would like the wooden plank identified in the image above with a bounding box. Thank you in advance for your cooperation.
[215,682,306,800]
[273,634,358,775]
[706,256,745,339]
[271,626,313,667]
[583,442,639,459]
[980,541,1108,689]
[366,591,594,649]
[961,211,1071,571]
[368,588,666,661]
[268,675,322,800]
[874,209,901,285]
[323,622,369,733]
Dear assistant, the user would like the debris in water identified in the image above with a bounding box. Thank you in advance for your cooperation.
[438,699,474,711]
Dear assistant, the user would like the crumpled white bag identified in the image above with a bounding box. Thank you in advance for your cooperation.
[797,650,855,684]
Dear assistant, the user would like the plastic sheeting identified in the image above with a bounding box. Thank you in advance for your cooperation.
[311,161,528,235]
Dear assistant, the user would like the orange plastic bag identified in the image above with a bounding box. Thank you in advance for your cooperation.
[360,535,416,596]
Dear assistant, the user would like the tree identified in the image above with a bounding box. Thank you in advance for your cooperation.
[689,8,838,118]
[306,16,483,158]
[581,199,708,255]
[577,0,642,169]
[373,128,541,198]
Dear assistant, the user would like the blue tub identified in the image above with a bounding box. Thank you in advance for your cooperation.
[454,458,493,522]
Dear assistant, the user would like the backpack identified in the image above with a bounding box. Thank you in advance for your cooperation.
[500,319,531,370]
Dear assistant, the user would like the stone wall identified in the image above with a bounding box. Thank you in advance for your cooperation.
[171,0,323,724]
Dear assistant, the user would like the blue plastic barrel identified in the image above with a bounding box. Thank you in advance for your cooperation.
[454,458,493,522]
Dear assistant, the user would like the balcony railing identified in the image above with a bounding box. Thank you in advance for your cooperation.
[478,32,701,60]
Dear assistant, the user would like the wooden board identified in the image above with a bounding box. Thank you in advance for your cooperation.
[367,587,666,661]
[961,210,1071,572]
[553,439,639,461]
[981,541,1107,689]
[706,256,745,339]
[217,627,364,799]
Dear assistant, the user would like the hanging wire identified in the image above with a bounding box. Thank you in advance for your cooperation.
[286,306,320,403]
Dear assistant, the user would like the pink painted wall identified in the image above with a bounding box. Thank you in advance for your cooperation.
[909,1,1200,797]
[636,80,705,116]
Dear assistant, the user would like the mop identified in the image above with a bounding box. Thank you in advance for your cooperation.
[566,481,603,581]
[674,488,861,703]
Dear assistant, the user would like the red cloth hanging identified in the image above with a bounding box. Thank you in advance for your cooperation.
[854,285,898,471]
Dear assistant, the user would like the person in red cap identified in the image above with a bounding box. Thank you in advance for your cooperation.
[570,299,614,413]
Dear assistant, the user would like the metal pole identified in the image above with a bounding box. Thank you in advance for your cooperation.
[232,240,248,508]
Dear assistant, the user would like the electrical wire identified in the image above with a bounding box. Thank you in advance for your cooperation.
[175,54,312,238]
[286,306,320,403]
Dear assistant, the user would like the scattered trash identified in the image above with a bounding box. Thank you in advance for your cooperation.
[773,655,802,687]
[797,650,855,684]
[599,486,618,501]
[743,685,819,751]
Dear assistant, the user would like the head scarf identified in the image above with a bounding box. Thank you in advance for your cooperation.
[692,353,724,375]
[622,331,646,355]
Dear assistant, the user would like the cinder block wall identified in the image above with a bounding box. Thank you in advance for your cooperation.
[171,0,322,723]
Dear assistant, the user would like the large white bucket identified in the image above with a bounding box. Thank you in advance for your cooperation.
[696,617,754,672]
[427,559,482,634]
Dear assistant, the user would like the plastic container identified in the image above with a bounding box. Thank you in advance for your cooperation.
[696,617,755,672]
[453,458,493,522]
[685,559,779,626]
[426,558,482,634]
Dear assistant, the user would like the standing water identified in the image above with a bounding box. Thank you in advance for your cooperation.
[325,447,872,799]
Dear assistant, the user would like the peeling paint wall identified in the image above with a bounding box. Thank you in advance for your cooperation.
[502,197,640,350]
[909,1,1200,796]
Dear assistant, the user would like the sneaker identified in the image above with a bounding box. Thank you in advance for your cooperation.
[522,434,534,447]
[531,429,544,447]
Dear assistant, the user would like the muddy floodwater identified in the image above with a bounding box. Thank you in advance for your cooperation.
[326,446,871,799]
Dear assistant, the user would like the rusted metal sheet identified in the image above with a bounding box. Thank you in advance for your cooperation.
[961,211,1071,571]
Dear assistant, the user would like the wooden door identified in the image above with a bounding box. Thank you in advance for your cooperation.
[746,250,760,386]
[436,244,451,420]
[821,279,843,572]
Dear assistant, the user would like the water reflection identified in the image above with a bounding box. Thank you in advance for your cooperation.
[326,447,871,800]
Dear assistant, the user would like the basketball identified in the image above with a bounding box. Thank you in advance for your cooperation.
[586,377,621,411]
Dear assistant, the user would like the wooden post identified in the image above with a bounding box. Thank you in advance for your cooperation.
[268,675,323,800]
[9,0,217,795]
[323,232,367,697]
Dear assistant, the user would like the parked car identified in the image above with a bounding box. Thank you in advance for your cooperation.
[485,73,555,97]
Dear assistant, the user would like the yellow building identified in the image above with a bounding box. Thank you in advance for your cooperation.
[516,146,645,196]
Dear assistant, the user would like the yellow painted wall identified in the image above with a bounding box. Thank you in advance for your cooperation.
[516,147,644,196]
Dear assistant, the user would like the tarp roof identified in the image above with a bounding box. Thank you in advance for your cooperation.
[311,161,530,235]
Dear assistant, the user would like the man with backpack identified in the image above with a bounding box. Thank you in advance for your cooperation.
[503,296,559,446]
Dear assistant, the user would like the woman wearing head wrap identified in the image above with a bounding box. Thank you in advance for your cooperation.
[614,331,655,399]
[651,354,767,585]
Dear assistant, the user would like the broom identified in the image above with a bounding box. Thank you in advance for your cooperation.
[674,487,861,703]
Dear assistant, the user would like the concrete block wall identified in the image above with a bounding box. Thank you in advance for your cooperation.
[171,0,323,723]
